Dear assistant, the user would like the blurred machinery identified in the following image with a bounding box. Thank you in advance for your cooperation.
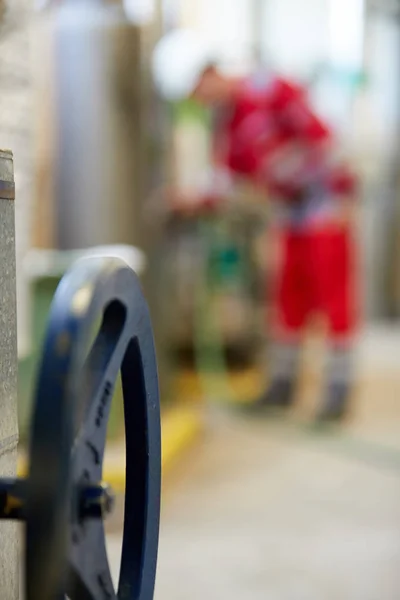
[32,0,267,388]
[162,204,267,368]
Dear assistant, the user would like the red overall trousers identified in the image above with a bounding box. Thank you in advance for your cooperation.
[270,219,358,347]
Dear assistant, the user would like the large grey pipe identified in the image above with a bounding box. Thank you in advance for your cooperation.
[49,0,143,250]
[39,0,173,400]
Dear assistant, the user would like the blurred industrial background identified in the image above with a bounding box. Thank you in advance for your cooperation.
[2,0,400,597]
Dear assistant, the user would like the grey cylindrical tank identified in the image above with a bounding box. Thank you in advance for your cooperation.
[50,0,144,250]
[38,0,174,402]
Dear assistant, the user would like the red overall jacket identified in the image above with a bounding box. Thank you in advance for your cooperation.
[209,72,357,225]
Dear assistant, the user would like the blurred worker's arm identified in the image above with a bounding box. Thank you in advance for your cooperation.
[259,79,333,194]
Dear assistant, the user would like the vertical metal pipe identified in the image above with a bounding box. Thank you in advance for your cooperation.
[251,0,264,64]
[50,0,143,250]
[136,0,176,402]
[37,0,174,400]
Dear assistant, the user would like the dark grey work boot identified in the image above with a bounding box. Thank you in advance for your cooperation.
[252,377,296,411]
[316,381,351,423]
[316,345,354,423]
[246,343,300,413]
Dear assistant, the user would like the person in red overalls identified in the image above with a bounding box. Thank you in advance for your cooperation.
[153,31,359,421]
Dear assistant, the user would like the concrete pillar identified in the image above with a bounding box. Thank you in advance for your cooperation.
[0,0,34,358]
[0,150,19,598]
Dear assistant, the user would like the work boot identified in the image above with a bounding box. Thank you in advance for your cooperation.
[251,377,296,411]
[316,382,350,423]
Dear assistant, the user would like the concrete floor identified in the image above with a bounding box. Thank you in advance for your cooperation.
[106,326,400,600]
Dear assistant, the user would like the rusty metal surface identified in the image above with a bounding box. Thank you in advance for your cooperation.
[0,179,15,200]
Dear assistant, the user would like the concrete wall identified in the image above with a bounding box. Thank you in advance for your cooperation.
[0,0,34,357]
[0,150,19,598]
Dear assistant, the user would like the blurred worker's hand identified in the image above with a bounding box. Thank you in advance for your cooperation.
[307,199,358,232]
[160,168,234,218]
[331,198,358,229]
[169,192,221,217]
[145,185,219,220]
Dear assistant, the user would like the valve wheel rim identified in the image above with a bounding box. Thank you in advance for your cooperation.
[26,257,161,600]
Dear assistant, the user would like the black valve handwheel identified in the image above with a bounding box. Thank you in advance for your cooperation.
[23,257,161,600]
